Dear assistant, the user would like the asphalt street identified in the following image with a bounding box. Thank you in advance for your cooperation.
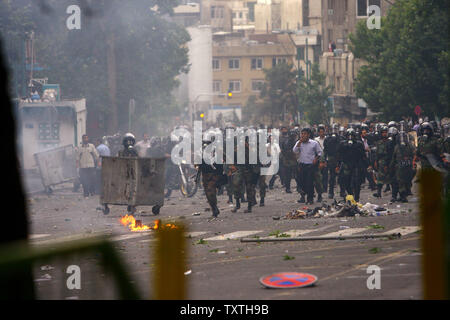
[26,179,422,300]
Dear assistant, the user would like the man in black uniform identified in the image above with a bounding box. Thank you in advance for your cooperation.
[323,124,341,199]
[336,128,367,202]
[198,140,226,218]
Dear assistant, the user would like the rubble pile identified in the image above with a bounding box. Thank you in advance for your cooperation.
[284,195,394,220]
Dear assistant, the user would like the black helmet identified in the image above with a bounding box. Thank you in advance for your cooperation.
[122,133,136,147]
[361,123,369,132]
[346,128,356,139]
[380,125,388,133]
[420,122,433,136]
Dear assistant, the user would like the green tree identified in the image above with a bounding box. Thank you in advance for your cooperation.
[260,62,298,125]
[297,63,334,125]
[349,0,450,120]
[0,0,190,136]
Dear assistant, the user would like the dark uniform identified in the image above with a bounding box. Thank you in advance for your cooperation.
[198,140,226,218]
[373,127,395,198]
[390,132,415,202]
[231,135,257,213]
[323,127,341,198]
[117,134,139,214]
[336,129,367,202]
[280,130,299,193]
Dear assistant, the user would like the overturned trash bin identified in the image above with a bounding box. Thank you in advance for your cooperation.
[100,157,166,215]
[34,145,78,194]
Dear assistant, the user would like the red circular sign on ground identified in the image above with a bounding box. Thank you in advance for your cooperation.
[259,272,318,289]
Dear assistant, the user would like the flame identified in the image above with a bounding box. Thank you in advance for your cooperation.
[152,219,179,230]
[119,216,179,232]
[119,214,151,232]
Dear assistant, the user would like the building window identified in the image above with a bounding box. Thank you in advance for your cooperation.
[212,59,221,70]
[211,5,224,19]
[272,57,287,67]
[357,0,381,17]
[228,80,241,92]
[251,57,263,70]
[39,122,60,140]
[251,80,265,92]
[213,81,222,93]
[239,12,243,19]
[344,0,348,12]
[228,58,240,70]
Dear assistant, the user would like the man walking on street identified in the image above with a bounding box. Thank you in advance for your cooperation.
[76,134,99,197]
[293,128,322,205]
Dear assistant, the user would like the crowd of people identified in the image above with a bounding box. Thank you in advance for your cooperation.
[73,118,450,219]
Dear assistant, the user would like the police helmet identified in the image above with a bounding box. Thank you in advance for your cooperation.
[346,128,356,139]
[361,123,369,132]
[380,125,388,133]
[388,121,397,128]
[122,133,136,147]
[420,122,434,136]
[388,127,398,137]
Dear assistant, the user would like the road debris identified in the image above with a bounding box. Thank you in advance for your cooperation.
[283,198,402,220]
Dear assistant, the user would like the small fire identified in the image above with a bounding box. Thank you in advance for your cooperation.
[119,214,151,232]
[119,215,179,232]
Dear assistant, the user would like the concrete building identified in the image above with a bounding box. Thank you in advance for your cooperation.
[318,0,394,123]
[211,33,296,122]
[172,3,213,126]
[254,0,306,33]
[201,0,234,32]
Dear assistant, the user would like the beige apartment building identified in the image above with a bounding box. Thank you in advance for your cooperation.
[211,33,296,122]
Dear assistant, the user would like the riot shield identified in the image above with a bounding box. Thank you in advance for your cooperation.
[34,145,78,189]
[425,153,448,174]
[100,157,166,206]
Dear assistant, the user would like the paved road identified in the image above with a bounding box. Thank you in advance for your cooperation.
[27,180,423,300]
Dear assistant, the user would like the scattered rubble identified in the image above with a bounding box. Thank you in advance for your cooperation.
[283,196,406,219]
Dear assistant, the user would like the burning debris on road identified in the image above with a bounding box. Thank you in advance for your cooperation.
[119,215,179,232]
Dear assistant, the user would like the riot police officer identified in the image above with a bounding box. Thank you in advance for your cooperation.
[323,124,341,199]
[118,133,138,157]
[416,122,443,171]
[280,128,299,193]
[198,140,226,218]
[373,126,395,198]
[336,128,367,202]
[390,131,415,202]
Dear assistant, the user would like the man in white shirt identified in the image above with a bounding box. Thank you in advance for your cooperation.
[76,134,99,197]
[293,128,322,204]
[314,124,327,202]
